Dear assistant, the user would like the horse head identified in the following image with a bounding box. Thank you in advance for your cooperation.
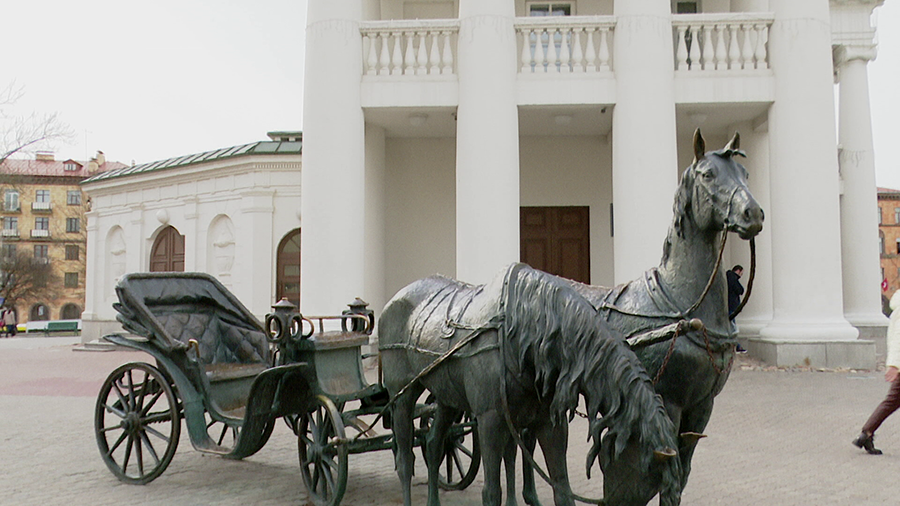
[673,129,764,240]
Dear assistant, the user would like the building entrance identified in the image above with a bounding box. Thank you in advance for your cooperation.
[520,206,590,283]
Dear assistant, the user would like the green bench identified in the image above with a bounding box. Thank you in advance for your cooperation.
[45,321,80,335]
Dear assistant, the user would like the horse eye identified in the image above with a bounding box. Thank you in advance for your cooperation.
[701,170,715,181]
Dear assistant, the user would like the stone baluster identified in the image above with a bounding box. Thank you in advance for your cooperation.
[428,31,440,74]
[377,32,390,75]
[598,28,610,71]
[364,34,376,75]
[534,28,546,72]
[442,31,454,74]
[701,24,714,70]
[559,27,571,73]
[548,28,560,71]
[740,24,753,69]
[520,28,532,72]
[714,24,727,70]
[404,31,416,75]
[391,31,403,75]
[688,24,701,70]
[754,24,768,69]
[416,31,428,75]
[585,27,598,72]
[571,28,584,72]
[728,24,741,69]
[675,25,688,70]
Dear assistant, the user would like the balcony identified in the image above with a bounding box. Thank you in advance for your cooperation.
[31,229,50,239]
[672,13,774,72]
[32,202,52,212]
[3,205,20,213]
[1,229,18,238]
[359,13,775,108]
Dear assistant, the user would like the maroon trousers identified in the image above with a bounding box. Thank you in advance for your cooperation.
[863,378,900,434]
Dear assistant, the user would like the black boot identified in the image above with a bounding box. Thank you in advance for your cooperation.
[853,432,883,455]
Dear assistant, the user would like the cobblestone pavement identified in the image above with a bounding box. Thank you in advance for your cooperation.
[2,337,900,505]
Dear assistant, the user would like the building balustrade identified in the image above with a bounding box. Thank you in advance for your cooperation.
[516,16,615,74]
[31,229,50,239]
[1,229,18,237]
[361,20,459,77]
[673,13,774,72]
[32,201,52,212]
[359,13,775,84]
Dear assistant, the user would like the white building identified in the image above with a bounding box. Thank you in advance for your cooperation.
[80,133,302,340]
[301,0,887,368]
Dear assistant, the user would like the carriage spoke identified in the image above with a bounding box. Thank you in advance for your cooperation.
[135,429,145,476]
[100,421,125,433]
[140,388,165,417]
[321,464,336,493]
[107,430,129,456]
[139,430,161,466]
[450,450,465,478]
[142,423,170,443]
[103,402,128,420]
[122,433,134,473]
[453,440,474,459]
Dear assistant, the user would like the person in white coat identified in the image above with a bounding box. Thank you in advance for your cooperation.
[853,289,900,454]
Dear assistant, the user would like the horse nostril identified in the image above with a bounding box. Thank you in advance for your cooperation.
[743,205,764,223]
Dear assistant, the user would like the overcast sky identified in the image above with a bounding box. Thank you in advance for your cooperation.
[3,1,898,189]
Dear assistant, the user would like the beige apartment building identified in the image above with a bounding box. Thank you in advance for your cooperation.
[0,151,125,323]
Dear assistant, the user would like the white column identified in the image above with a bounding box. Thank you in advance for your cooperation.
[759,0,857,341]
[729,124,773,337]
[301,0,366,315]
[611,0,679,283]
[837,44,889,332]
[454,0,519,285]
[240,189,276,318]
[364,124,387,314]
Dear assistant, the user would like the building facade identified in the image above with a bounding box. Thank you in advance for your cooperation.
[879,187,900,300]
[300,0,887,368]
[80,133,302,342]
[0,151,125,323]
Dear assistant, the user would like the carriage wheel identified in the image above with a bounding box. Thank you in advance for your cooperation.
[94,362,181,484]
[298,395,348,506]
[419,396,481,491]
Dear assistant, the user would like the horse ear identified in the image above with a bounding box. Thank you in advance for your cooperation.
[725,131,741,151]
[693,129,705,163]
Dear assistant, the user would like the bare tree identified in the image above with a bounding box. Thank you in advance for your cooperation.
[0,249,60,310]
[0,81,73,163]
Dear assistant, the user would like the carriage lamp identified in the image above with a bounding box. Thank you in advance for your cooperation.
[342,298,375,334]
[267,298,300,343]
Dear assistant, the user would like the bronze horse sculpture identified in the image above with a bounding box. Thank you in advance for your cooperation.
[379,263,683,506]
[538,129,763,505]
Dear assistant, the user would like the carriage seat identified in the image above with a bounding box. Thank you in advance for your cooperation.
[154,310,269,382]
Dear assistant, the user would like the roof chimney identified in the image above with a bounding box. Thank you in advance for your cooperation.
[95,150,106,166]
[36,151,55,161]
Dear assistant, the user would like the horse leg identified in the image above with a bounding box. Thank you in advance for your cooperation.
[536,422,575,506]
[425,403,456,506]
[503,437,518,506]
[676,400,713,490]
[521,429,542,506]
[477,410,509,506]
[392,384,424,506]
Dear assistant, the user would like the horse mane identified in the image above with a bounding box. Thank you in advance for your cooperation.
[500,264,680,486]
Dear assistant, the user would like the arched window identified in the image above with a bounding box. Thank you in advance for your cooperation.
[150,226,185,272]
[30,303,50,321]
[60,304,81,320]
[276,229,301,308]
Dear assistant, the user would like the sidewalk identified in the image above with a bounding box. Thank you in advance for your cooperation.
[1,342,898,505]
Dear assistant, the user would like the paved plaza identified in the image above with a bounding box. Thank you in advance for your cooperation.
[2,336,899,505]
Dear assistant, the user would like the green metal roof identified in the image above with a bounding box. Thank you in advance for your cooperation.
[82,139,302,184]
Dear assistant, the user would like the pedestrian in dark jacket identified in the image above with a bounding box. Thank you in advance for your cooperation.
[727,265,746,352]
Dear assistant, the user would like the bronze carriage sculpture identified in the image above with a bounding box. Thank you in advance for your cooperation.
[93,272,479,506]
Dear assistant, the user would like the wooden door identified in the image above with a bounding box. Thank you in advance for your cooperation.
[520,206,590,283]
[150,226,185,272]
[276,229,301,307]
